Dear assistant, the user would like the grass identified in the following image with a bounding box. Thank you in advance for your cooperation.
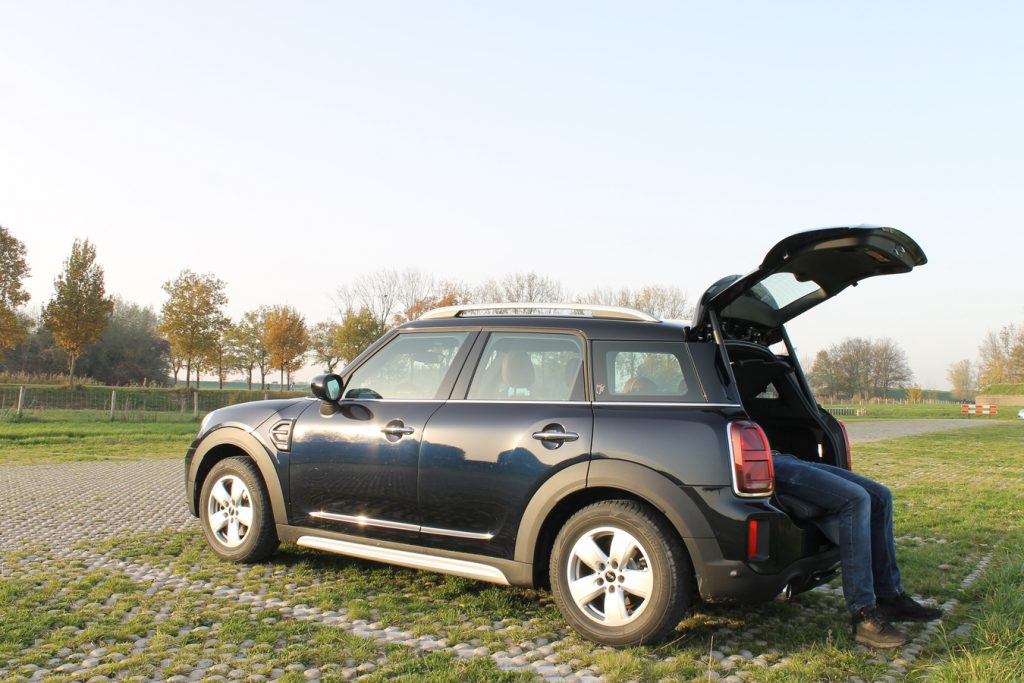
[2,418,1023,679]
[826,401,1022,420]
[0,410,197,463]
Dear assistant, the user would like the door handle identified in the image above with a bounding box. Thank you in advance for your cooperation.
[532,430,580,442]
[381,425,415,437]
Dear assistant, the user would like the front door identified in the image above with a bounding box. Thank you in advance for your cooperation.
[289,330,474,542]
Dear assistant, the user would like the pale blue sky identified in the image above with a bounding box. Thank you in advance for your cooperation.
[2,2,1022,388]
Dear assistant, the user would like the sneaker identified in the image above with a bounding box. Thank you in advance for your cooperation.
[876,592,943,622]
[852,607,911,648]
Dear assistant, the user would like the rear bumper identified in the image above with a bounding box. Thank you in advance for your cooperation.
[691,536,840,601]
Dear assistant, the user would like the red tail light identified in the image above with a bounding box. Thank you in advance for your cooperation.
[839,420,852,471]
[729,421,774,496]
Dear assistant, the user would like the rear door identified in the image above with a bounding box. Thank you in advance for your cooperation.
[417,330,593,559]
[692,226,927,336]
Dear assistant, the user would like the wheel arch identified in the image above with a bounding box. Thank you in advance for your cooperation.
[516,459,712,587]
[188,426,288,525]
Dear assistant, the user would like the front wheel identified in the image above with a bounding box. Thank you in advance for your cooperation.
[549,500,693,646]
[199,456,279,562]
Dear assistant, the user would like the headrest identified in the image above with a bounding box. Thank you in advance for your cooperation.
[502,352,535,389]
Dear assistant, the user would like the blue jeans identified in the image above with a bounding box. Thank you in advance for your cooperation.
[771,455,903,612]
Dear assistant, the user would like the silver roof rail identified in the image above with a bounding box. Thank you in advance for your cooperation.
[418,302,659,322]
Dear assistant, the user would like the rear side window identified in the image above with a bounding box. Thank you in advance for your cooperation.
[467,332,584,401]
[592,341,705,403]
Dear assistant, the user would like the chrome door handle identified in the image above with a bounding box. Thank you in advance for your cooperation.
[532,430,580,442]
[381,425,415,436]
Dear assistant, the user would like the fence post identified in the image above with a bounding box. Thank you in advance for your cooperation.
[110,390,117,421]
[193,391,199,419]
[16,385,24,418]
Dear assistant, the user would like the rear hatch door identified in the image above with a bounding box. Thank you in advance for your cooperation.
[693,226,926,337]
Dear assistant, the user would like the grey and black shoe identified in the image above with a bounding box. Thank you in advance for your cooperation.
[852,607,911,648]
[877,592,943,622]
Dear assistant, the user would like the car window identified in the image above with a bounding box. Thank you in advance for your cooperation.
[467,332,584,401]
[345,332,470,399]
[592,341,704,402]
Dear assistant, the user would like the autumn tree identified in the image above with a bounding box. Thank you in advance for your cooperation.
[203,321,239,389]
[335,307,384,367]
[159,270,228,389]
[310,321,344,373]
[0,226,31,355]
[264,305,309,389]
[946,359,976,400]
[231,308,270,390]
[41,239,114,386]
[392,281,474,324]
[976,324,1023,387]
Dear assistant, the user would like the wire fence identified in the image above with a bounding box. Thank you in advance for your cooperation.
[0,384,308,422]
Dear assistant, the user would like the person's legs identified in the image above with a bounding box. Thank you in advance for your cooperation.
[771,455,875,612]
[802,461,903,598]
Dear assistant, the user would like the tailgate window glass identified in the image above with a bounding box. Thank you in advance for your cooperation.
[749,273,823,310]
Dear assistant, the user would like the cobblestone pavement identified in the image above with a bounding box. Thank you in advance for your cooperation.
[844,418,1001,443]
[0,460,989,682]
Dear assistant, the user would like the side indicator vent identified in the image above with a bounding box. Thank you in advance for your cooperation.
[269,420,294,452]
[728,420,774,497]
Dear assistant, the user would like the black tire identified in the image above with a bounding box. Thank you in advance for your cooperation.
[199,456,279,562]
[549,499,693,647]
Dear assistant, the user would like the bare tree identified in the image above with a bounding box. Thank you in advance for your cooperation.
[808,337,912,401]
[946,359,977,400]
[477,272,565,303]
[578,285,690,320]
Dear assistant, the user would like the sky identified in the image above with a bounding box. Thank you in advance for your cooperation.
[2,1,1022,389]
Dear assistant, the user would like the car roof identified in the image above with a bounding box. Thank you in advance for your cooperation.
[397,314,691,341]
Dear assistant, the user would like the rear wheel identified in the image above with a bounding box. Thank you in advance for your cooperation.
[199,456,279,562]
[549,500,693,646]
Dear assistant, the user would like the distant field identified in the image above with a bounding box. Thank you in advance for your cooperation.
[826,402,1022,421]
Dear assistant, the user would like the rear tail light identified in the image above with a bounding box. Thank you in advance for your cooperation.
[728,420,774,496]
[839,420,852,471]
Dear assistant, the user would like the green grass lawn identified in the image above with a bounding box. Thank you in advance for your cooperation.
[0,410,197,463]
[3,421,1022,679]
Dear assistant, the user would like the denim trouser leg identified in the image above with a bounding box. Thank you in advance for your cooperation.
[801,461,905,599]
[771,455,876,612]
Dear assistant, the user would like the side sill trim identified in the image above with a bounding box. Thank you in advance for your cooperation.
[296,535,510,585]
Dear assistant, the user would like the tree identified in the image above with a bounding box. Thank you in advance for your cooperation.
[977,324,1023,387]
[477,272,564,303]
[392,281,474,324]
[808,337,913,401]
[578,285,691,320]
[203,320,239,390]
[335,307,385,368]
[946,359,976,400]
[310,321,344,373]
[0,226,31,355]
[231,308,271,390]
[159,271,228,389]
[76,298,170,385]
[264,305,309,390]
[41,239,114,386]
[337,268,435,330]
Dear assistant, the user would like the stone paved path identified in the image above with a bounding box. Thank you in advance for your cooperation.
[0,456,991,682]
[844,418,1002,443]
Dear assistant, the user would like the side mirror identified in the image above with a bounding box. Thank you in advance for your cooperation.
[311,374,344,402]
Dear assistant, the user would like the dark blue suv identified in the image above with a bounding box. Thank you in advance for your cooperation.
[186,226,926,646]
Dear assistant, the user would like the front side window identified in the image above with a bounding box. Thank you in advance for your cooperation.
[592,341,704,402]
[467,332,584,401]
[345,332,470,399]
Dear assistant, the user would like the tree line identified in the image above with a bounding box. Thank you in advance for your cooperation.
[0,225,691,388]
